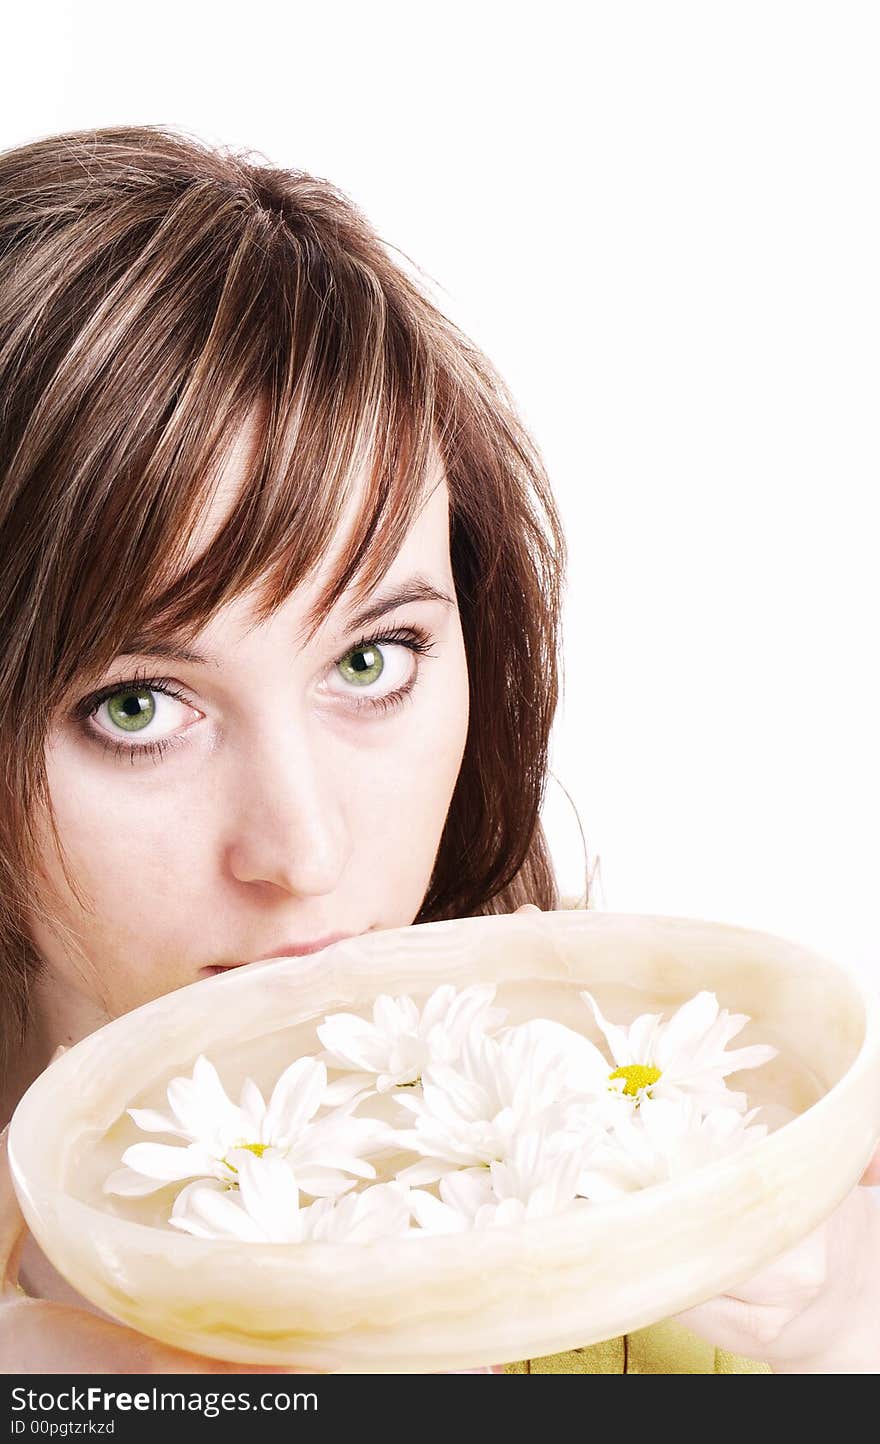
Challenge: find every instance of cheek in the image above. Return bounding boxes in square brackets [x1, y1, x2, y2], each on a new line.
[392, 633, 469, 811]
[41, 752, 184, 920]
[31, 747, 206, 1010]
[347, 646, 470, 909]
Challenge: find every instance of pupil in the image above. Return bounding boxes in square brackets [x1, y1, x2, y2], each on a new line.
[342, 646, 382, 683]
[107, 688, 155, 731]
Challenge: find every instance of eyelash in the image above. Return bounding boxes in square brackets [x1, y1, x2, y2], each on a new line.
[71, 623, 437, 766]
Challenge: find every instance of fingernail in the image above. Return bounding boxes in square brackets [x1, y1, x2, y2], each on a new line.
[50, 1044, 68, 1061]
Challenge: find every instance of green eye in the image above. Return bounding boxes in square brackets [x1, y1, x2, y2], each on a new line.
[105, 688, 156, 733]
[336, 645, 385, 688]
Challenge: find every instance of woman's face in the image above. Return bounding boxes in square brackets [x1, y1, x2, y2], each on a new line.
[29, 423, 470, 1041]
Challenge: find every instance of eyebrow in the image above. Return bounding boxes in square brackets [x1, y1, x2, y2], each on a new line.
[116, 576, 456, 667]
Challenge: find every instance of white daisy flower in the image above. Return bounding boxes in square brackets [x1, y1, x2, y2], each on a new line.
[407, 1166, 496, 1233]
[304, 1178, 414, 1243]
[168, 1150, 299, 1242]
[103, 1054, 390, 1200]
[408, 1123, 598, 1233]
[580, 989, 778, 1112]
[391, 1019, 614, 1186]
[169, 1149, 413, 1244]
[576, 1095, 769, 1199]
[316, 983, 509, 1095]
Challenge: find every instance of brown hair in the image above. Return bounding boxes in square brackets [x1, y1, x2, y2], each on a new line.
[0, 124, 584, 1073]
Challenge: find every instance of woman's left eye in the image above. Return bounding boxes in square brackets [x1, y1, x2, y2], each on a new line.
[324, 625, 434, 713]
[70, 624, 437, 764]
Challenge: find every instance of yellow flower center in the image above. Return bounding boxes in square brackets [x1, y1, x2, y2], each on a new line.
[222, 1140, 269, 1174]
[609, 1064, 662, 1097]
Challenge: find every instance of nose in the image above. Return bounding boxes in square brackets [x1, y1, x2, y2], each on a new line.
[224, 714, 351, 898]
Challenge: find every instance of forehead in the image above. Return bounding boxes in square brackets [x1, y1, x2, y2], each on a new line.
[176, 410, 452, 645]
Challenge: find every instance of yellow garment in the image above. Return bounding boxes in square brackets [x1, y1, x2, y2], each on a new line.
[504, 1319, 771, 1373]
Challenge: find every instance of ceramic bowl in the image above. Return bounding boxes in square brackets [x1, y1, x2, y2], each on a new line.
[9, 909, 880, 1372]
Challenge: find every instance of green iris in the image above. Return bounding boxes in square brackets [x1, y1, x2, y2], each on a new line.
[106, 689, 156, 732]
[337, 645, 384, 687]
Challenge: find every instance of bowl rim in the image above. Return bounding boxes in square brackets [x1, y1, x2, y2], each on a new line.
[9, 908, 880, 1268]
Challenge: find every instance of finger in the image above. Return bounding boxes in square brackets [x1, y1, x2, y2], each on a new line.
[859, 1144, 880, 1187]
[0, 1296, 321, 1375]
[718, 1222, 829, 1308]
[1, 1045, 68, 1293]
[514, 904, 541, 915]
[672, 1293, 791, 1355]
[0, 1123, 28, 1295]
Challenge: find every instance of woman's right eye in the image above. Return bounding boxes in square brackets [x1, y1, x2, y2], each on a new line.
[96, 685, 195, 737]
[73, 674, 201, 763]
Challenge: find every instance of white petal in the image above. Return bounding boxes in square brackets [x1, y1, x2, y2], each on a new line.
[657, 1077, 749, 1112]
[168, 1214, 227, 1239]
[417, 984, 457, 1035]
[653, 992, 720, 1068]
[164, 1077, 211, 1139]
[238, 1077, 267, 1126]
[576, 1166, 637, 1200]
[489, 1197, 526, 1228]
[688, 1009, 751, 1066]
[292, 1145, 377, 1181]
[390, 1093, 426, 1116]
[374, 992, 420, 1035]
[712, 1042, 779, 1076]
[313, 1183, 412, 1242]
[103, 1166, 172, 1197]
[171, 1176, 225, 1210]
[263, 1056, 326, 1140]
[119, 1140, 218, 1184]
[389, 1064, 423, 1093]
[322, 1073, 376, 1105]
[163, 1084, 241, 1151]
[395, 1157, 464, 1186]
[316, 1016, 392, 1074]
[297, 1111, 392, 1165]
[192, 1054, 237, 1111]
[172, 1181, 266, 1241]
[579, 991, 632, 1067]
[420, 1065, 487, 1123]
[624, 1009, 665, 1063]
[293, 1166, 361, 1198]
[126, 1108, 191, 1137]
[506, 1019, 611, 1097]
[438, 1166, 494, 1215]
[408, 1189, 470, 1234]
[233, 1149, 301, 1236]
[638, 1096, 693, 1150]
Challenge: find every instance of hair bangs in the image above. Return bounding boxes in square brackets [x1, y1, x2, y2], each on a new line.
[46, 201, 441, 701]
[118, 297, 441, 665]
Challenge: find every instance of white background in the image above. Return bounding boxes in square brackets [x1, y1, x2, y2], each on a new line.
[3, 2, 878, 985]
